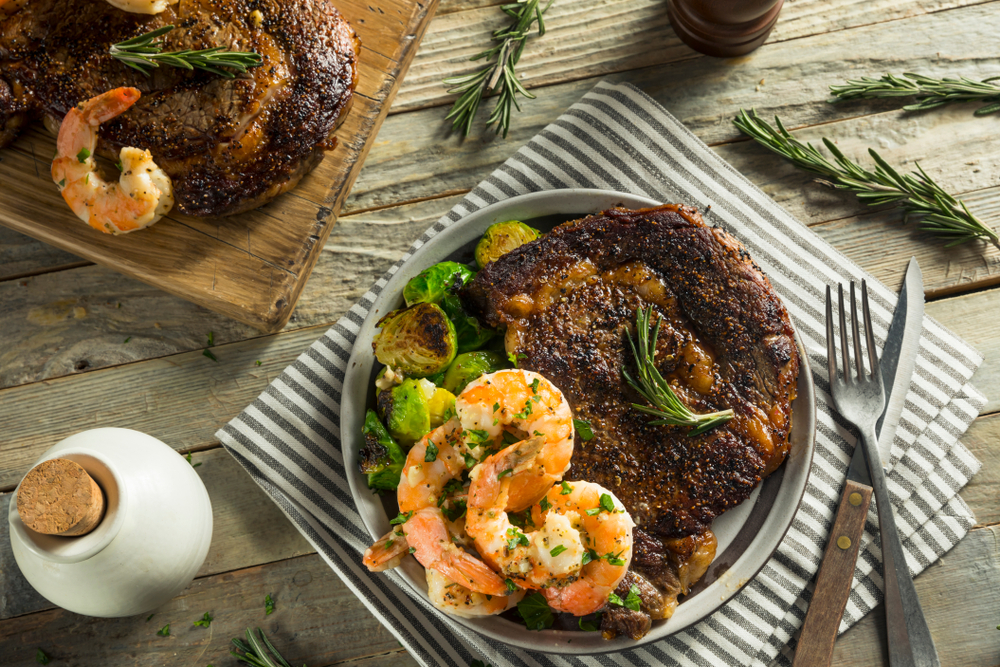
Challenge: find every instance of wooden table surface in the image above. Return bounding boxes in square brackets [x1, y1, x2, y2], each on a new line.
[1, 0, 999, 665]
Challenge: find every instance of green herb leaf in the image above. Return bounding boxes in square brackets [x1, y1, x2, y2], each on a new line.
[573, 418, 595, 441]
[517, 592, 555, 631]
[504, 578, 517, 593]
[539, 496, 551, 512]
[582, 548, 598, 565]
[605, 552, 626, 567]
[157, 623, 170, 637]
[624, 584, 642, 611]
[424, 441, 439, 462]
[409, 546, 416, 554]
[578, 613, 602, 632]
[560, 481, 572, 495]
[255, 360, 262, 366]
[193, 611, 213, 627]
[501, 430, 519, 445]
[600, 493, 615, 513]
[207, 331, 215, 347]
[203, 349, 218, 362]
[530, 378, 540, 394]
[264, 593, 275, 615]
[146, 614, 155, 621]
[35, 649, 50, 665]
[505, 527, 529, 550]
[110, 25, 263, 79]
[76, 147, 91, 163]
[549, 544, 567, 557]
[390, 510, 414, 525]
[185, 452, 202, 468]
[115, 160, 123, 172]
[442, 498, 467, 522]
[124, 336, 132, 343]
[497, 467, 513, 479]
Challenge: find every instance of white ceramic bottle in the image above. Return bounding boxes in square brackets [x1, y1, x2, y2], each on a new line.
[8, 428, 213, 617]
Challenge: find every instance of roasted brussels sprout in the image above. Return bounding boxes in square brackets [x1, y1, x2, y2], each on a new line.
[442, 351, 508, 395]
[428, 387, 457, 427]
[359, 410, 406, 491]
[373, 303, 458, 377]
[474, 220, 540, 268]
[377, 378, 436, 446]
[439, 294, 496, 353]
[403, 261, 476, 307]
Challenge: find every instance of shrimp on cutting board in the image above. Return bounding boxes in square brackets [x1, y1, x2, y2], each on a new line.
[457, 369, 574, 511]
[51, 87, 174, 235]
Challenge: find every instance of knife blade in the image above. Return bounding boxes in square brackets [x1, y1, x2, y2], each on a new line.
[847, 257, 925, 486]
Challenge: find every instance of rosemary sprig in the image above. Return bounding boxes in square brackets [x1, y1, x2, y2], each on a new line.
[830, 72, 1000, 116]
[734, 109, 1000, 252]
[110, 25, 262, 79]
[231, 628, 300, 667]
[443, 0, 553, 138]
[622, 306, 734, 437]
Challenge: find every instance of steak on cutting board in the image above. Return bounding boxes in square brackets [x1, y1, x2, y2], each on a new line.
[0, 0, 358, 217]
[462, 204, 800, 636]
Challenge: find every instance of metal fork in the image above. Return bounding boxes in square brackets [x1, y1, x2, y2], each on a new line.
[826, 281, 940, 667]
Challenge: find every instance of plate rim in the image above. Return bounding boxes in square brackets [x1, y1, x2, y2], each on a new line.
[341, 188, 817, 654]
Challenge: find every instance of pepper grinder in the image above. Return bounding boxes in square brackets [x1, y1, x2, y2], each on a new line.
[667, 0, 784, 57]
[8, 428, 213, 617]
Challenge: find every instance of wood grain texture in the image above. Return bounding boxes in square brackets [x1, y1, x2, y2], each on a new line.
[0, 0, 439, 333]
[0, 448, 313, 621]
[793, 480, 874, 667]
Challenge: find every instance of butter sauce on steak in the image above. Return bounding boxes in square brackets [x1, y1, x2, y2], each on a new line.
[462, 204, 799, 637]
[0, 0, 358, 216]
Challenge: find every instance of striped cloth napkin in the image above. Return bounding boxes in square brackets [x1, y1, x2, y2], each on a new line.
[216, 81, 985, 667]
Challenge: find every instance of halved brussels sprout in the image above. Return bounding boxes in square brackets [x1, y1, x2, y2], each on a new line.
[377, 378, 437, 446]
[360, 409, 406, 491]
[403, 261, 476, 307]
[474, 220, 540, 269]
[373, 303, 458, 377]
[428, 387, 457, 428]
[439, 294, 496, 353]
[443, 350, 508, 395]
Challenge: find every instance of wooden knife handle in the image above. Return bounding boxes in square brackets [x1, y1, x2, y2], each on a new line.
[793, 479, 873, 667]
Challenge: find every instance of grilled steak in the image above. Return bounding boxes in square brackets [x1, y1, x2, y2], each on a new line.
[0, 0, 358, 216]
[463, 204, 799, 636]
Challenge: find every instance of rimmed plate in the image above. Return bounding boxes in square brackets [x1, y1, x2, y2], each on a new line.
[342, 189, 816, 654]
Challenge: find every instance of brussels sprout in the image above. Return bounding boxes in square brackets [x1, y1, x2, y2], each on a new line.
[428, 387, 457, 428]
[360, 409, 406, 491]
[439, 294, 496, 353]
[373, 303, 458, 377]
[475, 220, 540, 268]
[443, 351, 508, 395]
[377, 378, 437, 446]
[403, 262, 476, 307]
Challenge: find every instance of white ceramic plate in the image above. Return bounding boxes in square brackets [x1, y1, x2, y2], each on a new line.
[342, 189, 816, 654]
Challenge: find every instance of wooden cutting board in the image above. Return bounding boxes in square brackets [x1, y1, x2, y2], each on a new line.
[0, 0, 438, 333]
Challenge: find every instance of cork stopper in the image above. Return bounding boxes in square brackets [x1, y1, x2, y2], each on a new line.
[17, 458, 106, 536]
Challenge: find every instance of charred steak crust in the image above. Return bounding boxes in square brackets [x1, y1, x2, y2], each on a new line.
[463, 204, 799, 628]
[0, 0, 358, 217]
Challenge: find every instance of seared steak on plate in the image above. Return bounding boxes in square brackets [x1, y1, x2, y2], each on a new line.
[0, 0, 358, 216]
[463, 204, 799, 637]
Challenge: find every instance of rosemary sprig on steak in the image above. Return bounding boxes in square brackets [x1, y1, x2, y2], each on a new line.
[734, 109, 1000, 252]
[110, 25, 263, 79]
[443, 0, 553, 138]
[623, 306, 734, 437]
[830, 72, 1000, 116]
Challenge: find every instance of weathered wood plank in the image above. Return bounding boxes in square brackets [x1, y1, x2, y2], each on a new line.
[392, 0, 996, 113]
[961, 412, 1000, 528]
[0, 448, 313, 621]
[0, 554, 402, 667]
[349, 2, 1000, 213]
[0, 523, 995, 667]
[0, 227, 88, 282]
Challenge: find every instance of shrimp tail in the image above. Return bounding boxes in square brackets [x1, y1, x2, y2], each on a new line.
[468, 436, 546, 511]
[363, 529, 409, 572]
[438, 552, 509, 597]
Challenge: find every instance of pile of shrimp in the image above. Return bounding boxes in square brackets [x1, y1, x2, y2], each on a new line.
[363, 369, 635, 620]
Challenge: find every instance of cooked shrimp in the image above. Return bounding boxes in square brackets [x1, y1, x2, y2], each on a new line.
[51, 87, 174, 235]
[403, 507, 509, 596]
[397, 418, 466, 513]
[532, 481, 634, 616]
[425, 569, 524, 618]
[457, 370, 574, 511]
[362, 527, 409, 572]
[104, 0, 178, 14]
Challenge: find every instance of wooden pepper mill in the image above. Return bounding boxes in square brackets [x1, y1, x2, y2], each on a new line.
[666, 0, 784, 57]
[16, 458, 106, 537]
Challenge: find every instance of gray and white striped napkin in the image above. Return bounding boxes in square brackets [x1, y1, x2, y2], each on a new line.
[217, 82, 985, 667]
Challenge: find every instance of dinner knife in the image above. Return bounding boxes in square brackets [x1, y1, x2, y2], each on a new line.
[794, 258, 932, 667]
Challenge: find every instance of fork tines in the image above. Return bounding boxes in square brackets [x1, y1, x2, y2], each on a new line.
[825, 280, 880, 382]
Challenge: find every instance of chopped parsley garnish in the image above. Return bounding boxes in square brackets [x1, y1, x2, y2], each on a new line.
[586, 493, 617, 515]
[605, 552, 627, 567]
[505, 527, 529, 550]
[76, 147, 91, 163]
[501, 430, 519, 445]
[193, 612, 213, 627]
[497, 468, 513, 479]
[463, 452, 478, 469]
[264, 593, 275, 615]
[255, 360, 262, 366]
[539, 496, 552, 512]
[185, 452, 202, 468]
[607, 584, 642, 611]
[424, 442, 439, 462]
[437, 479, 464, 507]
[115, 160, 123, 172]
[35, 649, 50, 665]
[124, 336, 132, 344]
[504, 578, 517, 593]
[549, 545, 567, 557]
[442, 499, 467, 522]
[465, 429, 490, 447]
[508, 509, 533, 529]
[57, 178, 66, 188]
[156, 624, 170, 636]
[390, 510, 413, 525]
[409, 547, 416, 554]
[203, 349, 218, 362]
[560, 481, 573, 495]
[517, 592, 555, 631]
[530, 378, 540, 394]
[573, 418, 595, 441]
[578, 613, 602, 632]
[207, 331, 215, 346]
[533, 430, 544, 436]
[493, 402, 500, 413]
[146, 614, 155, 622]
[514, 400, 533, 419]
